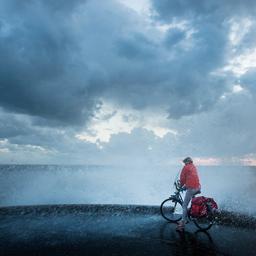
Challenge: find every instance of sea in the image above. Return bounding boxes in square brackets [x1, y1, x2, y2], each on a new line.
[0, 164, 255, 216]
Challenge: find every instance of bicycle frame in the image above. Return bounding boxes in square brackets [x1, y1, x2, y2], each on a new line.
[169, 182, 184, 205]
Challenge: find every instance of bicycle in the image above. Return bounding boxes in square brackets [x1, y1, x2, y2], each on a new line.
[160, 181, 215, 231]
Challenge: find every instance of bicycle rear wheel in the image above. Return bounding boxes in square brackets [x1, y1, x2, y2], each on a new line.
[160, 198, 183, 222]
[191, 214, 213, 231]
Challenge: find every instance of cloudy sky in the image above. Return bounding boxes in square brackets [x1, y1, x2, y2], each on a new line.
[0, 0, 256, 165]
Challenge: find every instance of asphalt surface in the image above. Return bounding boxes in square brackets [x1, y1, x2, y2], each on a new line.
[0, 205, 256, 256]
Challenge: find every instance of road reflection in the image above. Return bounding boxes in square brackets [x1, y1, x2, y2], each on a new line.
[159, 222, 220, 255]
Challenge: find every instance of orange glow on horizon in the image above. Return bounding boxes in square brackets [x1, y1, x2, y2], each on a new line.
[188, 156, 256, 166]
[193, 157, 222, 166]
[240, 158, 256, 166]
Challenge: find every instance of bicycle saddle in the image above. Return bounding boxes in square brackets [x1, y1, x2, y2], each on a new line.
[192, 190, 201, 198]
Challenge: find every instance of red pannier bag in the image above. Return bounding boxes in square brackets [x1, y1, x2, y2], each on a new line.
[190, 196, 218, 218]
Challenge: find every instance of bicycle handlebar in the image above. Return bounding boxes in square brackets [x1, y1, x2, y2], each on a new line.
[174, 181, 186, 192]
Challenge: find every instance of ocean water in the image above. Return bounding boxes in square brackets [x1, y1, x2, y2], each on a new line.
[0, 165, 255, 216]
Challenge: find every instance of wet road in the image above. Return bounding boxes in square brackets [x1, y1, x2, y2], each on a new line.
[0, 205, 256, 256]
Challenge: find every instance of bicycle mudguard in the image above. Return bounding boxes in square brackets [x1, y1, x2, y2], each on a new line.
[169, 195, 182, 204]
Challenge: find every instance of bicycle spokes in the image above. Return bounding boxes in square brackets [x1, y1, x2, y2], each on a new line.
[160, 198, 183, 222]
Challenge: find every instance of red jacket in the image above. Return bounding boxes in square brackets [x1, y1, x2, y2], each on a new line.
[180, 163, 200, 189]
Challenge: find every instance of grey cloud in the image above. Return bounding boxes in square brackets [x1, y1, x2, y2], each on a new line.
[1, 90, 255, 164]
[116, 34, 157, 60]
[151, 0, 256, 22]
[101, 91, 256, 163]
[151, 0, 219, 20]
[100, 128, 163, 165]
[101, 0, 237, 118]
[164, 28, 185, 47]
[2, 0, 85, 15]
[167, 92, 256, 157]
[0, 110, 32, 139]
[0, 108, 100, 164]
[240, 69, 256, 96]
[0, 109, 65, 148]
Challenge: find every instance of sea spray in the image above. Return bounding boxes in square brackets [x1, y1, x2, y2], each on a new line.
[0, 165, 255, 216]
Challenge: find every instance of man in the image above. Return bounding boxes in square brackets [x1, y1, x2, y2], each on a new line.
[176, 157, 201, 231]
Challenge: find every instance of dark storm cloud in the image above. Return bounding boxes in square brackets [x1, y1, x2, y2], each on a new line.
[0, 0, 235, 128]
[0, 0, 97, 126]
[1, 0, 256, 130]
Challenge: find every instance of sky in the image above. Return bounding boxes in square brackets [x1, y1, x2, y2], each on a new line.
[0, 0, 256, 165]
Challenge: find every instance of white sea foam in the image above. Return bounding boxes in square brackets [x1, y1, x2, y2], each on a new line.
[0, 165, 255, 216]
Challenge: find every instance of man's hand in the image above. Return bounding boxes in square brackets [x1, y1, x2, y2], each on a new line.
[180, 186, 186, 192]
[177, 180, 186, 191]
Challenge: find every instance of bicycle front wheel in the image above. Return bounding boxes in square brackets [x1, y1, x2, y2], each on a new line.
[160, 198, 183, 222]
